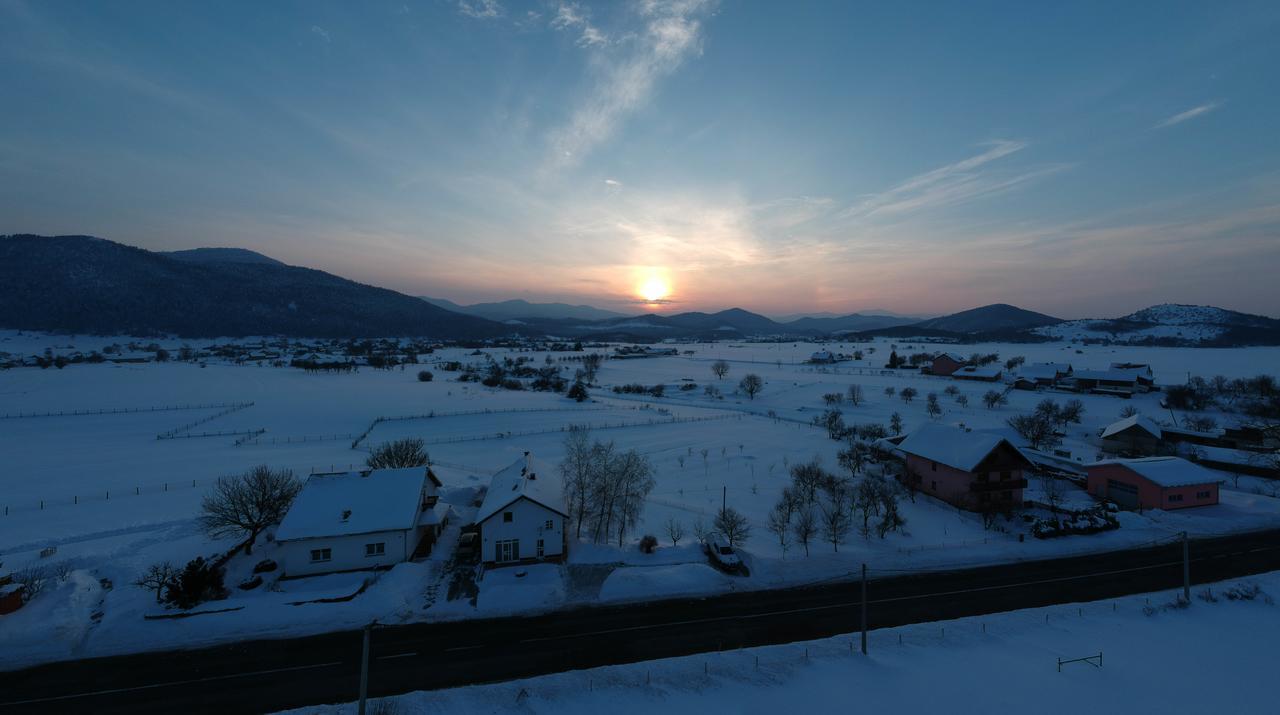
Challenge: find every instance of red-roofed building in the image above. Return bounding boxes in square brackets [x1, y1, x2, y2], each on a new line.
[897, 423, 1032, 511]
[1086, 457, 1220, 510]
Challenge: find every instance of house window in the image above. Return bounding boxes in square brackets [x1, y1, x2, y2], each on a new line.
[930, 461, 937, 472]
[365, 542, 385, 557]
[930, 480, 937, 491]
[495, 539, 520, 562]
[503, 511, 513, 523]
[537, 539, 545, 558]
[1169, 494, 1184, 502]
[544, 519, 554, 530]
[310, 548, 332, 563]
[1197, 490, 1211, 499]
[1000, 491, 1012, 501]
[1000, 471, 1011, 481]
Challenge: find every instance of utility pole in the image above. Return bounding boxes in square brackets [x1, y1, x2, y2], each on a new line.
[1182, 531, 1191, 603]
[722, 485, 726, 513]
[358, 621, 374, 715]
[860, 563, 868, 655]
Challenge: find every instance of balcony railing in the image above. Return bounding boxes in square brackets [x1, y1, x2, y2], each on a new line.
[970, 478, 1028, 492]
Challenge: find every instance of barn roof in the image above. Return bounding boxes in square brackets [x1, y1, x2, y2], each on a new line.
[1091, 456, 1221, 488]
[477, 453, 567, 523]
[275, 466, 430, 541]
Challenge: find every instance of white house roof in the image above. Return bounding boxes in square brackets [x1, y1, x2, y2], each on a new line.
[275, 467, 428, 541]
[1091, 456, 1221, 488]
[1020, 363, 1069, 380]
[897, 423, 1025, 472]
[935, 352, 967, 363]
[1101, 414, 1162, 440]
[956, 365, 1002, 378]
[477, 453, 567, 524]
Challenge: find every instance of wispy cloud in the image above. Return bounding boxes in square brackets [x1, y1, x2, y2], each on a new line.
[551, 2, 608, 47]
[1154, 101, 1221, 129]
[546, 0, 713, 170]
[310, 25, 330, 43]
[604, 178, 621, 186]
[838, 140, 1068, 221]
[457, 0, 502, 20]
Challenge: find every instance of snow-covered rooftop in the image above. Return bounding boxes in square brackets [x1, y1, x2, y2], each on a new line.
[1072, 369, 1138, 382]
[1091, 456, 1221, 488]
[477, 453, 567, 524]
[1020, 363, 1069, 380]
[1101, 414, 1162, 440]
[956, 365, 1002, 378]
[275, 467, 429, 541]
[897, 423, 1025, 472]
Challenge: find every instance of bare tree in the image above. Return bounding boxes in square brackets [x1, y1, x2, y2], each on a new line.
[200, 465, 302, 554]
[926, 393, 942, 419]
[711, 360, 730, 380]
[890, 412, 903, 435]
[983, 390, 1007, 409]
[692, 518, 710, 544]
[1040, 473, 1065, 517]
[847, 384, 864, 406]
[767, 494, 794, 556]
[134, 561, 178, 603]
[560, 426, 594, 539]
[791, 506, 817, 556]
[819, 478, 853, 551]
[714, 506, 752, 547]
[664, 517, 685, 546]
[900, 386, 917, 403]
[366, 438, 429, 469]
[1007, 413, 1060, 451]
[739, 373, 764, 400]
[10, 564, 50, 604]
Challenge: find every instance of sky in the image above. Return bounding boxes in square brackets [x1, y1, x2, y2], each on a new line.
[2, 0, 1279, 319]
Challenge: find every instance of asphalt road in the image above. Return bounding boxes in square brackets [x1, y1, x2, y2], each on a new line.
[2, 528, 1278, 713]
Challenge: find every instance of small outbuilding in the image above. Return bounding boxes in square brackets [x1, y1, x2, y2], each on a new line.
[925, 352, 967, 377]
[1100, 414, 1164, 455]
[477, 453, 568, 566]
[1086, 457, 1221, 511]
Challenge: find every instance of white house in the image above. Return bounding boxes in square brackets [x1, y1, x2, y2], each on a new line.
[477, 453, 567, 566]
[274, 465, 443, 577]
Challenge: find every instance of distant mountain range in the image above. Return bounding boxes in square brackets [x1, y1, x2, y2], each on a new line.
[0, 235, 506, 339]
[3, 235, 1276, 345]
[420, 297, 630, 322]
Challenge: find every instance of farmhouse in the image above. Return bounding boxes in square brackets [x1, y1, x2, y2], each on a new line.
[1019, 362, 1072, 386]
[952, 365, 1003, 382]
[477, 453, 567, 566]
[1066, 366, 1155, 396]
[274, 465, 444, 577]
[1086, 457, 1221, 510]
[924, 352, 967, 377]
[896, 423, 1032, 511]
[809, 350, 836, 364]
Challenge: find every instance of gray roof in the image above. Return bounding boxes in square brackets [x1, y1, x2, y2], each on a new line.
[1101, 414, 1162, 440]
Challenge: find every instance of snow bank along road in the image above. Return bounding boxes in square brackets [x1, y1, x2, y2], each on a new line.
[2, 528, 1278, 714]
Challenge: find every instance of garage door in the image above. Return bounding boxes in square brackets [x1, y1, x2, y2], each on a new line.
[1106, 479, 1139, 509]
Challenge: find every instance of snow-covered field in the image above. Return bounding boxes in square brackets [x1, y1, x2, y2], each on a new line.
[2, 332, 1278, 668]
[285, 571, 1280, 715]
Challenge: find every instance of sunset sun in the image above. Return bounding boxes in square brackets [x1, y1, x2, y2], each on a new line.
[638, 274, 672, 303]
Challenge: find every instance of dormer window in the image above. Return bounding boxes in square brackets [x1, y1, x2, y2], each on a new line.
[504, 511, 513, 523]
[341, 509, 352, 522]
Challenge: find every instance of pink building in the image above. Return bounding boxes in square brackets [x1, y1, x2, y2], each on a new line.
[926, 353, 967, 377]
[1086, 457, 1220, 511]
[897, 423, 1031, 512]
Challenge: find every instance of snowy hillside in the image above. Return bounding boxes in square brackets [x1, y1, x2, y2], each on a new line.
[1033, 304, 1280, 346]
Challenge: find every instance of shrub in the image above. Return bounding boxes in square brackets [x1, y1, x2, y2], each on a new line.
[639, 534, 658, 554]
[417, 370, 433, 382]
[567, 382, 589, 402]
[164, 557, 227, 610]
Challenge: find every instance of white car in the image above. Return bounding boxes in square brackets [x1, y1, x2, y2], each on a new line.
[705, 533, 742, 571]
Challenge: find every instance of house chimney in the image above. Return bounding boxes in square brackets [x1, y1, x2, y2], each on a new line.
[524, 451, 534, 479]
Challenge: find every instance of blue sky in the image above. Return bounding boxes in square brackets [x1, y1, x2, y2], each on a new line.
[3, 0, 1279, 318]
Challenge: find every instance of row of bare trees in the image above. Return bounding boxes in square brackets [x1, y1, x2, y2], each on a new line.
[561, 427, 657, 547]
[766, 459, 906, 557]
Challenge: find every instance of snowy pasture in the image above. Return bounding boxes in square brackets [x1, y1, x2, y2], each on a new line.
[1, 335, 1278, 666]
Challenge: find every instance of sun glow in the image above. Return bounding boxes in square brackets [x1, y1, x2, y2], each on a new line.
[636, 270, 672, 304]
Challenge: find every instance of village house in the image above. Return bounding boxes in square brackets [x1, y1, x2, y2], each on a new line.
[1086, 457, 1221, 510]
[952, 365, 1003, 382]
[1018, 362, 1072, 386]
[924, 352, 968, 377]
[896, 423, 1032, 511]
[1064, 368, 1146, 396]
[477, 453, 568, 566]
[274, 465, 445, 578]
[1100, 414, 1165, 455]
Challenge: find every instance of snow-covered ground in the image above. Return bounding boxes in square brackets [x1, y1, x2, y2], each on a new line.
[2, 333, 1278, 669]
[283, 571, 1280, 715]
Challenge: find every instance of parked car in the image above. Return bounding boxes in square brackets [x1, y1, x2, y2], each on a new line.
[704, 533, 741, 572]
